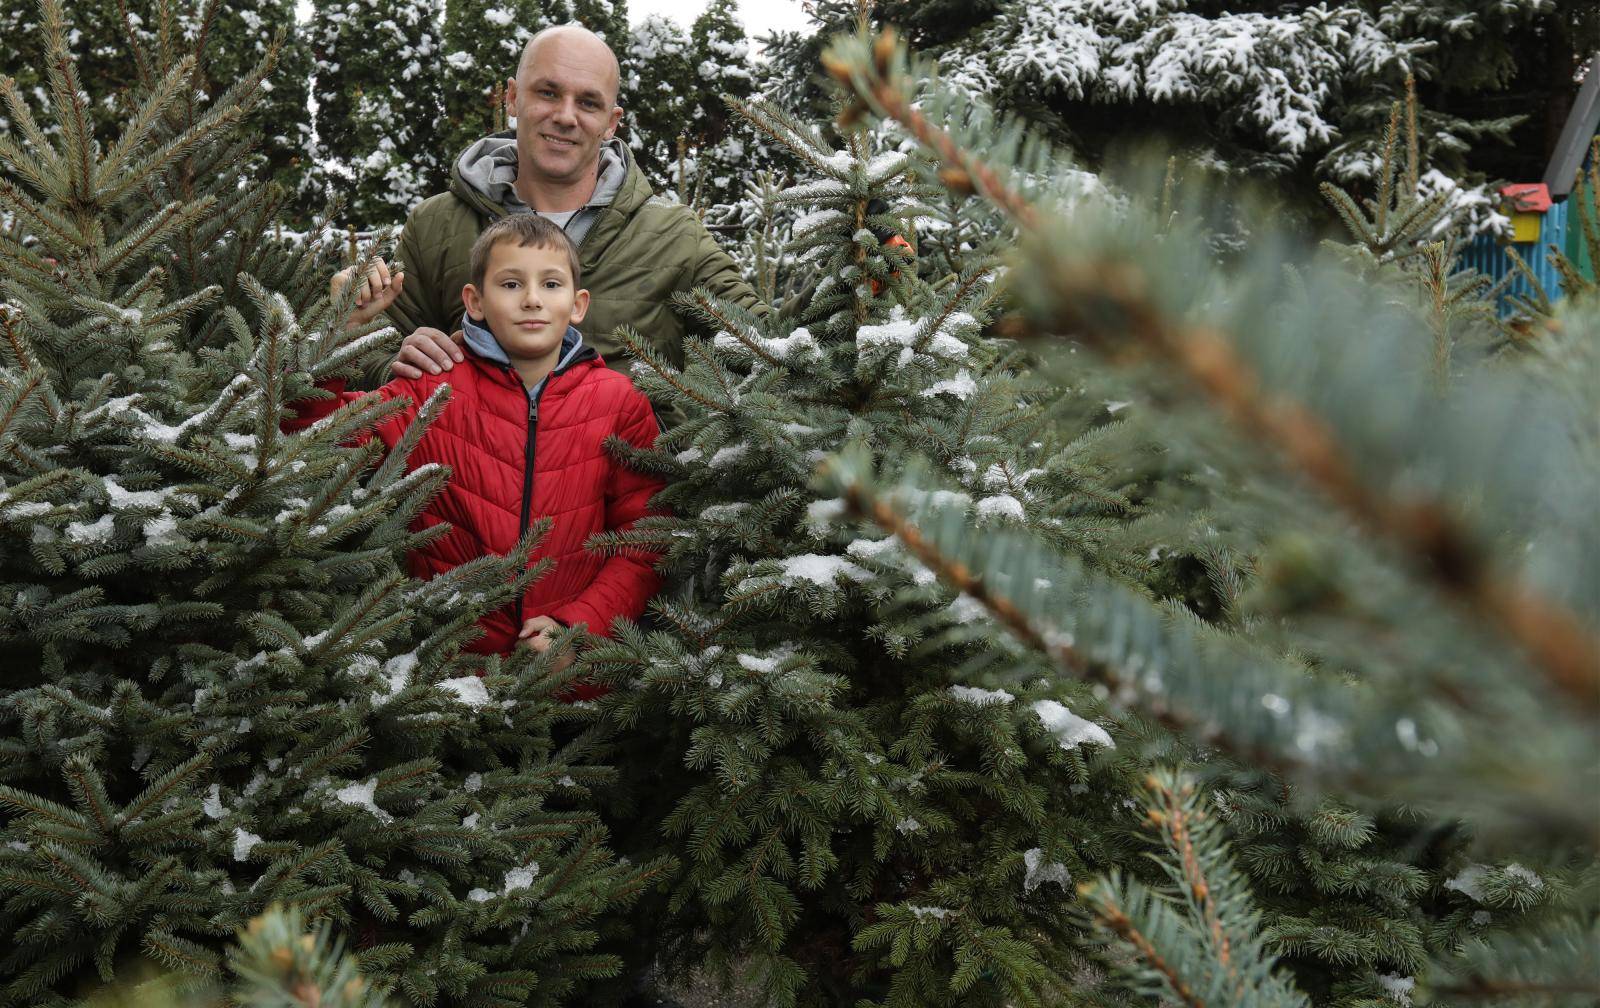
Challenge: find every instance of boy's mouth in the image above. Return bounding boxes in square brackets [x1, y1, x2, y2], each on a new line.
[516, 319, 549, 329]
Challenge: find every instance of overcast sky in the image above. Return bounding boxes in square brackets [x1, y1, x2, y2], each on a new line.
[628, 0, 815, 41]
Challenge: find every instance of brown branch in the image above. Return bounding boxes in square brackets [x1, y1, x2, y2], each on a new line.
[690, 291, 784, 369]
[1089, 893, 1206, 1008]
[835, 477, 1301, 777]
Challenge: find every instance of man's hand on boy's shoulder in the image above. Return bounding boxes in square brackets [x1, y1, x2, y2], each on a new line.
[392, 327, 466, 379]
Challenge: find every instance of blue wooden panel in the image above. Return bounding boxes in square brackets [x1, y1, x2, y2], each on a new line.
[1458, 201, 1570, 316]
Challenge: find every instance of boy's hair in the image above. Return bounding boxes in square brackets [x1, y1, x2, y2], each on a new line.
[468, 213, 582, 289]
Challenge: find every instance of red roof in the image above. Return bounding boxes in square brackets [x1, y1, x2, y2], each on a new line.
[1500, 182, 1552, 213]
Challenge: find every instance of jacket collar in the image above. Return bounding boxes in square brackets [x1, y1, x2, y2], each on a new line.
[462, 314, 594, 390]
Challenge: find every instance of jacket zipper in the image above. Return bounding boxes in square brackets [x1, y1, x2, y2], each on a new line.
[512, 381, 545, 630]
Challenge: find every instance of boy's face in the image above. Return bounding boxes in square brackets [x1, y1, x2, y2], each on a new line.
[462, 241, 588, 365]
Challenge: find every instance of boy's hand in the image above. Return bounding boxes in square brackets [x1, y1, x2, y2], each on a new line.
[331, 259, 405, 329]
[392, 327, 466, 379]
[518, 615, 574, 672]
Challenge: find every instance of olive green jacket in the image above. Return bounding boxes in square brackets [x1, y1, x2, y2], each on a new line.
[369, 135, 758, 387]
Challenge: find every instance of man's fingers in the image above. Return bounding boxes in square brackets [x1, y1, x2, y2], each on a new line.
[391, 361, 423, 380]
[374, 260, 391, 288]
[448, 327, 465, 362]
[398, 345, 441, 375]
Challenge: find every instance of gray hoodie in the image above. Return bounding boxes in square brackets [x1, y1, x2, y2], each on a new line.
[453, 133, 629, 249]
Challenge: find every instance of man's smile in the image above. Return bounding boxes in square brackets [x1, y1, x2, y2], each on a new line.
[541, 133, 578, 148]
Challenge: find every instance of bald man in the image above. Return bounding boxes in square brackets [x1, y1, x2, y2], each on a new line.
[343, 24, 759, 389]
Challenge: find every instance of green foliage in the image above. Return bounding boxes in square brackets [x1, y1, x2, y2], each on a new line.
[585, 95, 1146, 1006]
[1077, 771, 1309, 1008]
[821, 24, 1600, 1005]
[305, 0, 446, 226]
[0, 8, 652, 1004]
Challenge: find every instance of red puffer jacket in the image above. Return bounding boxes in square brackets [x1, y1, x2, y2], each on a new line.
[283, 329, 663, 680]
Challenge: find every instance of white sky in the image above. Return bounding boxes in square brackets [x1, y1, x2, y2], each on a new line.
[628, 0, 814, 40]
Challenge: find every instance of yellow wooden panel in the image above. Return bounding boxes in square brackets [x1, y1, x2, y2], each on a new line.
[1510, 211, 1541, 243]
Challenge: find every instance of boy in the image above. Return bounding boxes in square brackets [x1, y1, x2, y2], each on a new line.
[287, 214, 663, 688]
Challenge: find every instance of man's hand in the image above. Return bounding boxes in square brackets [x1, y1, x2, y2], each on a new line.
[518, 615, 574, 672]
[331, 259, 405, 329]
[392, 327, 466, 379]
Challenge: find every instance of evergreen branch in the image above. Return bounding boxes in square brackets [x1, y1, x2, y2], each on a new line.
[1084, 889, 1203, 1007]
[823, 32, 1038, 229]
[825, 30, 1600, 714]
[828, 454, 1289, 771]
[93, 55, 198, 190]
[687, 289, 784, 368]
[615, 327, 724, 411]
[0, 76, 64, 186]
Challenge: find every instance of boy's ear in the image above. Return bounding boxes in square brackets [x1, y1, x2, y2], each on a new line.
[462, 284, 485, 321]
[569, 288, 590, 325]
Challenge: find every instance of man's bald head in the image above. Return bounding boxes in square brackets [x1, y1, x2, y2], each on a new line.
[516, 24, 621, 107]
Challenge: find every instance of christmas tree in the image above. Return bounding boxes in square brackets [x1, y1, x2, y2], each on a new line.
[0, 0, 315, 225]
[821, 26, 1599, 1003]
[0, 6, 657, 1004]
[580, 95, 1150, 1006]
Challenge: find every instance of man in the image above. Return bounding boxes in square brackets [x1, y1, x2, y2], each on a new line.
[338, 23, 759, 386]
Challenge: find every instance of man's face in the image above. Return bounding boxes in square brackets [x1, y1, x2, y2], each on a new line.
[463, 241, 589, 365]
[508, 39, 623, 187]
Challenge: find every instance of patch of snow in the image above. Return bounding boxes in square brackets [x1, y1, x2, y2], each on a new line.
[1022, 848, 1072, 893]
[437, 676, 490, 709]
[201, 783, 225, 819]
[1376, 974, 1414, 1006]
[948, 685, 1015, 706]
[232, 828, 263, 861]
[1031, 699, 1114, 750]
[976, 495, 1025, 521]
[334, 778, 392, 823]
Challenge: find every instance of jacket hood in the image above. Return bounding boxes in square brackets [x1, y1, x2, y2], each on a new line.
[463, 313, 589, 386]
[453, 133, 631, 217]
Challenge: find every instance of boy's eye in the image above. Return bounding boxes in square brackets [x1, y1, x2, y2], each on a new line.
[544, 280, 563, 289]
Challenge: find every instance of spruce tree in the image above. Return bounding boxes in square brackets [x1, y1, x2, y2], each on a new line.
[684, 0, 760, 210]
[583, 97, 1146, 1006]
[620, 15, 696, 194]
[305, 0, 446, 227]
[0, 6, 655, 1004]
[822, 26, 1600, 1004]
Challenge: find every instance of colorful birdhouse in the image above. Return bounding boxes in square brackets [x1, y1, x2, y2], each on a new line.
[1499, 183, 1552, 242]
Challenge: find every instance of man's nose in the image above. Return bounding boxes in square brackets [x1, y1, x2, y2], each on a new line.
[552, 96, 578, 125]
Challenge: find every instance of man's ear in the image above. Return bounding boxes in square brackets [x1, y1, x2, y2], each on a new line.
[504, 77, 518, 111]
[462, 284, 485, 321]
[605, 104, 622, 140]
[570, 288, 590, 325]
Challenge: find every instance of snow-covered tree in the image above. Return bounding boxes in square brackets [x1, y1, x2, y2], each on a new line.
[584, 96, 1146, 1007]
[768, 0, 1588, 231]
[0, 9, 654, 1003]
[621, 15, 697, 194]
[305, 0, 446, 227]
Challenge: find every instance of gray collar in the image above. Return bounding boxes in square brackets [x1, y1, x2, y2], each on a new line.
[455, 134, 628, 215]
[462, 314, 586, 390]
